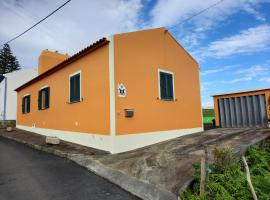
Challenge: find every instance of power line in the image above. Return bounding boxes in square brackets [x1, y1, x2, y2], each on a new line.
[1, 0, 72, 46]
[169, 0, 225, 30]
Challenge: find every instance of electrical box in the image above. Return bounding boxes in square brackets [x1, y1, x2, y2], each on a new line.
[125, 109, 134, 118]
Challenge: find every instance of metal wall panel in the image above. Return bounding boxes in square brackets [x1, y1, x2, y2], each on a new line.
[224, 98, 231, 127]
[235, 97, 242, 127]
[247, 96, 254, 126]
[253, 95, 260, 126]
[240, 96, 248, 127]
[259, 95, 267, 126]
[218, 99, 226, 128]
[218, 94, 267, 128]
[229, 98, 236, 127]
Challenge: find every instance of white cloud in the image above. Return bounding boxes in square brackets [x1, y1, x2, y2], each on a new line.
[202, 65, 270, 85]
[202, 100, 214, 108]
[0, 0, 143, 68]
[243, 4, 266, 21]
[200, 65, 238, 76]
[235, 65, 268, 77]
[200, 25, 270, 58]
[149, 0, 268, 49]
[259, 77, 270, 82]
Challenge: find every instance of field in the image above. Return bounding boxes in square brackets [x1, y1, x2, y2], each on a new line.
[203, 109, 215, 124]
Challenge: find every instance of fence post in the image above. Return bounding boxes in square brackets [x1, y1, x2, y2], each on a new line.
[200, 145, 208, 196]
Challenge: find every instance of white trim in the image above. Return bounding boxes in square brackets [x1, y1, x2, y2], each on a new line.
[16, 125, 203, 154]
[69, 70, 82, 102]
[112, 127, 203, 154]
[23, 93, 30, 97]
[198, 67, 204, 128]
[39, 85, 49, 90]
[16, 125, 112, 152]
[108, 35, 116, 138]
[158, 68, 175, 100]
[22, 94, 30, 114]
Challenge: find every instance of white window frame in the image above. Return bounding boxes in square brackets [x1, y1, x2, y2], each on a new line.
[23, 93, 30, 97]
[69, 70, 82, 103]
[22, 93, 30, 114]
[39, 85, 49, 110]
[158, 68, 175, 101]
[39, 85, 49, 90]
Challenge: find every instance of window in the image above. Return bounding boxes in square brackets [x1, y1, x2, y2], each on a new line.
[38, 87, 50, 110]
[22, 95, 30, 114]
[69, 72, 81, 103]
[159, 70, 174, 100]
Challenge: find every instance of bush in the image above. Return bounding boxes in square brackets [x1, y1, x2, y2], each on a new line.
[181, 140, 270, 200]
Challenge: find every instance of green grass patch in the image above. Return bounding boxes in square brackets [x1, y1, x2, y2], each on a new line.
[203, 117, 215, 124]
[181, 139, 270, 200]
[203, 109, 215, 124]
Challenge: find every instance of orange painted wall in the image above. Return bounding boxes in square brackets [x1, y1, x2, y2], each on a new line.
[38, 50, 69, 75]
[114, 28, 202, 135]
[17, 45, 110, 135]
[213, 89, 270, 127]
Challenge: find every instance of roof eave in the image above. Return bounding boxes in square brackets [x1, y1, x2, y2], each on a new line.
[15, 38, 109, 92]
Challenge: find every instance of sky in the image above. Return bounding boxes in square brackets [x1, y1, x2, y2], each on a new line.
[0, 0, 270, 108]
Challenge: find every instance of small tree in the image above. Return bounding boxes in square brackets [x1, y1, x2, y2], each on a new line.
[0, 44, 21, 75]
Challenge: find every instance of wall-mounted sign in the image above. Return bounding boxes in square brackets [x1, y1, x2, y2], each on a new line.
[118, 83, 126, 98]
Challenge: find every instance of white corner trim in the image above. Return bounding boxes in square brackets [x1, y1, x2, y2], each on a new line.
[112, 127, 203, 154]
[158, 68, 176, 100]
[16, 125, 112, 152]
[198, 67, 204, 128]
[68, 70, 82, 102]
[108, 35, 116, 137]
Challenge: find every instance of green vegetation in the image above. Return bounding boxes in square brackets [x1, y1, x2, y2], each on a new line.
[203, 109, 215, 124]
[181, 139, 270, 200]
[0, 44, 21, 75]
[203, 117, 215, 124]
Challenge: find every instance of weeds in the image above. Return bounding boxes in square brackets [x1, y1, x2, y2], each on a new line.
[181, 139, 270, 200]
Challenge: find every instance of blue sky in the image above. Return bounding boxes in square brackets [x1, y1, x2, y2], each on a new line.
[0, 0, 270, 107]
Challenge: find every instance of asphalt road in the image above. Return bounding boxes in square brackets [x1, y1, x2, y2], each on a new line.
[0, 137, 140, 200]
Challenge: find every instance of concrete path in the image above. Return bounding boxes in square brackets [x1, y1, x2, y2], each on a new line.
[0, 137, 139, 200]
[97, 128, 270, 196]
[1, 128, 270, 200]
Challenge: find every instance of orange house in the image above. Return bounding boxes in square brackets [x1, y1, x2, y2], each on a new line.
[15, 28, 202, 153]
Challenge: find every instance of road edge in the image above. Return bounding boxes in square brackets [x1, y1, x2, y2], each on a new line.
[0, 133, 178, 200]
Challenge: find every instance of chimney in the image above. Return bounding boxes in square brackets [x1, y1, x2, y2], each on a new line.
[38, 50, 70, 75]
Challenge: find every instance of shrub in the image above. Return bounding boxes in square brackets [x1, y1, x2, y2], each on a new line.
[181, 140, 270, 200]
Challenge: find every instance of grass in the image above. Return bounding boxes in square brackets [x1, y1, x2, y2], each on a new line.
[203, 108, 215, 124]
[181, 139, 270, 200]
[203, 117, 215, 124]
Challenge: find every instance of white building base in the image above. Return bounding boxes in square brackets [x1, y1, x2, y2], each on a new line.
[16, 125, 203, 154]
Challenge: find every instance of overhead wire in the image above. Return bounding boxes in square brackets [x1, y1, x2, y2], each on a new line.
[1, 0, 72, 46]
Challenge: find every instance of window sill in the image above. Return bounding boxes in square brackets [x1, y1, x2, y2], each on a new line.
[39, 107, 49, 111]
[67, 100, 82, 104]
[22, 112, 30, 114]
[157, 97, 177, 101]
